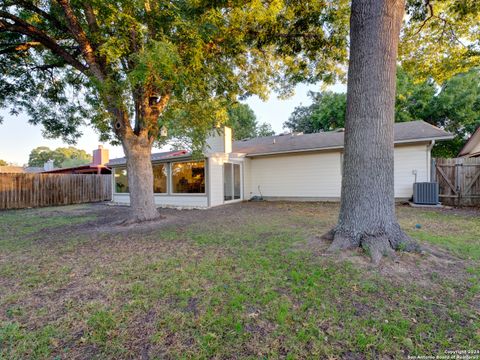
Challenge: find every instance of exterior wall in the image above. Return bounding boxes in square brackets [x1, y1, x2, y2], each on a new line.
[111, 142, 430, 207]
[112, 193, 208, 208]
[242, 157, 252, 200]
[245, 143, 430, 200]
[208, 154, 228, 207]
[205, 127, 232, 154]
[247, 151, 342, 199]
[393, 143, 430, 198]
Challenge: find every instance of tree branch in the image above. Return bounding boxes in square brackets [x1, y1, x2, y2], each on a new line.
[56, 0, 105, 80]
[0, 41, 40, 54]
[15, 0, 70, 33]
[31, 62, 66, 71]
[0, 11, 87, 72]
[82, 2, 100, 42]
[411, 0, 434, 36]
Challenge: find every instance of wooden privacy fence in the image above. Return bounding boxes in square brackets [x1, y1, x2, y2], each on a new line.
[0, 173, 112, 210]
[433, 157, 480, 207]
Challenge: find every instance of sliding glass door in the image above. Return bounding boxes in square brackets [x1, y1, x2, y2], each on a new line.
[224, 163, 241, 202]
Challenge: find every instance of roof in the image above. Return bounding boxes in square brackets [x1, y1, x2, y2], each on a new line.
[107, 121, 453, 165]
[0, 166, 43, 173]
[458, 126, 480, 158]
[232, 120, 453, 157]
[42, 164, 111, 174]
[108, 150, 189, 166]
[0, 166, 26, 173]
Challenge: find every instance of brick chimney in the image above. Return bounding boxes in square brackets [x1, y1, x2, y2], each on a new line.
[92, 145, 109, 166]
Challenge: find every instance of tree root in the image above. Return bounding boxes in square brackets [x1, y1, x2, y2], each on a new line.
[115, 210, 163, 226]
[324, 224, 420, 265]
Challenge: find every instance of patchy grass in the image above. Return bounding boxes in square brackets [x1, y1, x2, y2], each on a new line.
[398, 207, 480, 260]
[0, 202, 478, 359]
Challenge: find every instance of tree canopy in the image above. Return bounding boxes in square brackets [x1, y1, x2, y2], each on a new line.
[401, 0, 480, 82]
[0, 159, 7, 166]
[227, 103, 275, 140]
[28, 146, 91, 168]
[0, 0, 350, 146]
[256, 122, 275, 137]
[0, 0, 351, 219]
[284, 91, 346, 133]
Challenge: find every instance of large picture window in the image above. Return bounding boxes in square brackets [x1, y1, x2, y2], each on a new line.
[114, 167, 129, 193]
[172, 161, 205, 193]
[153, 164, 167, 193]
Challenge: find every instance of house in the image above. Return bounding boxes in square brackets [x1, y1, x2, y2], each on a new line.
[42, 146, 111, 174]
[458, 126, 480, 158]
[0, 166, 43, 173]
[108, 120, 453, 208]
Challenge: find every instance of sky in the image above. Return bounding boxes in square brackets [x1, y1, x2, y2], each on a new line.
[0, 82, 346, 166]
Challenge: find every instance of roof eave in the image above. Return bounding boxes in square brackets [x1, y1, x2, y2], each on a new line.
[108, 154, 196, 167]
[394, 135, 454, 144]
[458, 126, 480, 156]
[244, 135, 454, 157]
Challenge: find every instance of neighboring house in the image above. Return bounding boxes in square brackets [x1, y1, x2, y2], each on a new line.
[108, 120, 453, 208]
[458, 126, 480, 158]
[42, 146, 111, 174]
[0, 166, 26, 173]
[0, 166, 43, 173]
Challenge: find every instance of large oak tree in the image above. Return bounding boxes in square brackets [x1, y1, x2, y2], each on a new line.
[0, 0, 348, 221]
[326, 0, 479, 262]
[1, 0, 477, 259]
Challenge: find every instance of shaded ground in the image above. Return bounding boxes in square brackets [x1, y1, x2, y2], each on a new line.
[0, 202, 479, 359]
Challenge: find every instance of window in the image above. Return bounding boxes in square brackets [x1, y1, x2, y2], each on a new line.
[153, 164, 167, 193]
[172, 161, 205, 193]
[114, 167, 129, 193]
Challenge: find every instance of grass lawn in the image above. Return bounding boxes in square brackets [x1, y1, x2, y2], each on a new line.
[0, 202, 479, 359]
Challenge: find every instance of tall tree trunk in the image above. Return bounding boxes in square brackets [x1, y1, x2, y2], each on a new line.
[122, 134, 159, 222]
[328, 0, 418, 263]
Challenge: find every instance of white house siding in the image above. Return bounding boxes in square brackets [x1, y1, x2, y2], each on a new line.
[205, 127, 232, 154]
[245, 143, 430, 201]
[393, 143, 430, 198]
[242, 157, 252, 200]
[112, 193, 208, 208]
[208, 154, 228, 207]
[247, 151, 343, 200]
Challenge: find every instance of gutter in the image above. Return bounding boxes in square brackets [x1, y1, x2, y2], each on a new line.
[427, 140, 435, 182]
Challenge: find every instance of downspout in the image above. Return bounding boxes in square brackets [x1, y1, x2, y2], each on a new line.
[427, 140, 435, 182]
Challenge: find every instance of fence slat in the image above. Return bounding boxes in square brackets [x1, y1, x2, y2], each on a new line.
[0, 174, 112, 210]
[435, 157, 480, 206]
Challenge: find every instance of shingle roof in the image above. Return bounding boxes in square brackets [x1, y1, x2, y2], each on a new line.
[232, 120, 453, 156]
[108, 150, 188, 166]
[108, 121, 453, 164]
